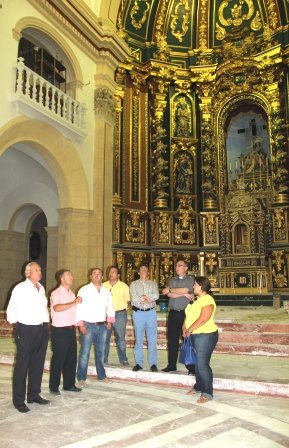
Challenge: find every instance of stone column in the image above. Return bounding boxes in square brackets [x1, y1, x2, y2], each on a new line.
[91, 50, 119, 270]
[57, 208, 92, 290]
[45, 226, 58, 295]
[0, 231, 26, 309]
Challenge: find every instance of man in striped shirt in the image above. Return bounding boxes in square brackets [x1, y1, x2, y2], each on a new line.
[49, 269, 82, 395]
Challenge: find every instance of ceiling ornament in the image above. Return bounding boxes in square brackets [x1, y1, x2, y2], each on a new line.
[131, 0, 150, 30]
[216, 0, 262, 40]
[170, 0, 190, 42]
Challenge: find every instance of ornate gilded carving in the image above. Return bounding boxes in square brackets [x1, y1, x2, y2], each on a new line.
[131, 251, 146, 268]
[131, 0, 150, 30]
[125, 211, 145, 243]
[116, 251, 123, 271]
[173, 96, 192, 137]
[155, 0, 171, 42]
[272, 250, 287, 287]
[113, 208, 121, 243]
[197, 0, 209, 50]
[216, 0, 262, 41]
[159, 252, 173, 287]
[154, 34, 170, 61]
[126, 262, 134, 285]
[201, 121, 218, 208]
[116, 0, 127, 38]
[174, 197, 197, 245]
[269, 111, 288, 196]
[204, 252, 218, 287]
[149, 253, 156, 280]
[158, 212, 170, 243]
[273, 208, 287, 242]
[203, 213, 219, 245]
[170, 0, 190, 42]
[151, 89, 170, 208]
[173, 152, 194, 195]
[266, 0, 279, 30]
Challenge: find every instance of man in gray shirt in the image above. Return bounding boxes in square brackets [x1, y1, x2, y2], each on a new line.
[162, 259, 194, 372]
[130, 264, 159, 372]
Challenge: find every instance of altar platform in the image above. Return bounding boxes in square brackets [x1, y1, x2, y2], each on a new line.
[1, 306, 289, 398]
[1, 306, 289, 448]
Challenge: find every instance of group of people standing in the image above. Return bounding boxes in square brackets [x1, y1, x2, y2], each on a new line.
[6, 259, 218, 412]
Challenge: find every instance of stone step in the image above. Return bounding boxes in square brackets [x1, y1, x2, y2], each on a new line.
[218, 331, 289, 345]
[218, 322, 289, 333]
[2, 312, 289, 357]
[215, 342, 289, 357]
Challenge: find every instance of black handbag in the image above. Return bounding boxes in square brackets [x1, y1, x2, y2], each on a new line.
[179, 336, 197, 365]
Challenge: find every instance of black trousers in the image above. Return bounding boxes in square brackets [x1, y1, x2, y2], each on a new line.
[13, 323, 49, 407]
[49, 326, 77, 391]
[167, 309, 186, 369]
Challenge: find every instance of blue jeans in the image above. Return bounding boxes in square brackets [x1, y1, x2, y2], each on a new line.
[133, 309, 158, 367]
[104, 310, 128, 364]
[77, 322, 107, 381]
[191, 331, 218, 399]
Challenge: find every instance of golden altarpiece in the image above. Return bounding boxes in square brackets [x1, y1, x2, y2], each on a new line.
[111, 0, 289, 300]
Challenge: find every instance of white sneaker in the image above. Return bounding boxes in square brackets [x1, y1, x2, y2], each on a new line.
[99, 378, 113, 384]
[77, 380, 86, 388]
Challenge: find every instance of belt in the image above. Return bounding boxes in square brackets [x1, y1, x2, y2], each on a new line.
[115, 309, 126, 313]
[170, 309, 185, 313]
[18, 322, 48, 326]
[52, 325, 75, 329]
[87, 322, 105, 325]
[132, 306, 155, 312]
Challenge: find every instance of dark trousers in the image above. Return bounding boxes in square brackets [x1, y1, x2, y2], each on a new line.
[13, 323, 49, 407]
[167, 309, 185, 369]
[49, 326, 77, 391]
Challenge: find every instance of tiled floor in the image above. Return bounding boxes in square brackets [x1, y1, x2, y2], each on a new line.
[1, 363, 289, 448]
[1, 306, 289, 447]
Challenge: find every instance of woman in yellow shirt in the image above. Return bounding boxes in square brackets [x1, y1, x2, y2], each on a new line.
[182, 276, 218, 403]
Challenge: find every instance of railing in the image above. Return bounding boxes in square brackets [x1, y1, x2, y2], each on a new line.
[14, 58, 86, 133]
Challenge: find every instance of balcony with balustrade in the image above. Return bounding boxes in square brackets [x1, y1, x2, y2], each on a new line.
[12, 58, 86, 140]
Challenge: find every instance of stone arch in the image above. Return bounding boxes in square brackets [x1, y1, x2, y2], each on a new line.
[13, 16, 83, 87]
[9, 203, 43, 233]
[0, 117, 90, 211]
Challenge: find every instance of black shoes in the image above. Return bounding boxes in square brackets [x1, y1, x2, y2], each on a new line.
[16, 403, 30, 413]
[28, 396, 50, 405]
[132, 364, 143, 371]
[63, 386, 82, 392]
[162, 366, 177, 373]
[49, 389, 61, 396]
[133, 364, 158, 372]
[150, 364, 158, 372]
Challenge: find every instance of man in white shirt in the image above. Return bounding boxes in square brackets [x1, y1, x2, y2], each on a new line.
[6, 262, 50, 413]
[76, 268, 115, 387]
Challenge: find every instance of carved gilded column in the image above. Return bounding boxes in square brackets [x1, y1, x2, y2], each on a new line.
[195, 74, 218, 210]
[259, 52, 289, 205]
[151, 79, 170, 209]
[114, 67, 126, 206]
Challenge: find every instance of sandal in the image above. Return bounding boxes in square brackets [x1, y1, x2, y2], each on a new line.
[197, 395, 209, 404]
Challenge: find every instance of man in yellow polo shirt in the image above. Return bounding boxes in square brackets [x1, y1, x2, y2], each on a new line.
[103, 266, 130, 366]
